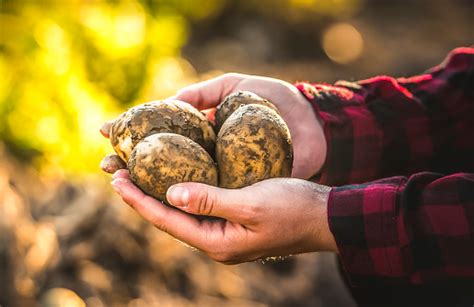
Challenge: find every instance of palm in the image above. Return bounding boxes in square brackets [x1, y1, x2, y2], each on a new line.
[202, 219, 252, 259]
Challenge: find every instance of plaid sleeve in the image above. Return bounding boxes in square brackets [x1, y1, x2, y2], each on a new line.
[295, 47, 474, 186]
[329, 172, 474, 286]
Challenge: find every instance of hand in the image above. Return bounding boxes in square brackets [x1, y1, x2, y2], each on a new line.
[110, 169, 337, 264]
[101, 73, 327, 179]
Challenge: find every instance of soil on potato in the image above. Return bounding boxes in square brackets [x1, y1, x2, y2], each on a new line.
[215, 91, 279, 132]
[110, 101, 216, 162]
[216, 104, 293, 188]
[128, 133, 217, 203]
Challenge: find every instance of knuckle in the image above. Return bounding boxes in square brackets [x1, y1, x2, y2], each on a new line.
[151, 216, 169, 234]
[195, 189, 216, 216]
[222, 72, 243, 82]
[246, 202, 260, 216]
[121, 194, 135, 207]
[222, 72, 236, 79]
[149, 205, 169, 232]
[154, 224, 169, 235]
[239, 202, 262, 223]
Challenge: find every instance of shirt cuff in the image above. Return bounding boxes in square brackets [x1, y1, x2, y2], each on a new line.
[295, 81, 383, 186]
[327, 178, 406, 286]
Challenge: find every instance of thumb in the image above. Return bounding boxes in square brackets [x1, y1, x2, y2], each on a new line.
[166, 182, 253, 222]
[173, 73, 245, 110]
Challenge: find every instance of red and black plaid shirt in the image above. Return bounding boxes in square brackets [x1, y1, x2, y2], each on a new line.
[296, 47, 474, 306]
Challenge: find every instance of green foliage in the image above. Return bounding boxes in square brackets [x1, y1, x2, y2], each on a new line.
[0, 0, 194, 175]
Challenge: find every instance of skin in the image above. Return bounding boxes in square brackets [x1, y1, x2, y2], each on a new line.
[101, 73, 337, 262]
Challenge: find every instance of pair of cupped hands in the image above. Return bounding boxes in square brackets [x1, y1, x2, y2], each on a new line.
[101, 73, 337, 264]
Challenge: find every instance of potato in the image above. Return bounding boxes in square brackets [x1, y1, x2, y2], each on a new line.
[128, 133, 218, 203]
[110, 100, 215, 162]
[214, 91, 279, 132]
[216, 104, 293, 189]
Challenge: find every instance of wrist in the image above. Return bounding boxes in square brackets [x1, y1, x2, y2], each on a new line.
[306, 184, 337, 253]
[320, 192, 338, 253]
[292, 93, 327, 179]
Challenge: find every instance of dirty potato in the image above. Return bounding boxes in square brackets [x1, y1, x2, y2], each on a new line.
[128, 133, 218, 203]
[216, 104, 293, 189]
[214, 91, 279, 132]
[110, 100, 216, 162]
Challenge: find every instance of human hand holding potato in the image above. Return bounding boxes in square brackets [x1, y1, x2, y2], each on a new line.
[111, 170, 337, 263]
[100, 74, 334, 261]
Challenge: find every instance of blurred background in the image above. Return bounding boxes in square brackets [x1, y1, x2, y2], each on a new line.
[0, 0, 472, 306]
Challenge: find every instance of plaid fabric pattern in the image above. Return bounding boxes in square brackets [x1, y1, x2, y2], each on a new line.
[296, 48, 474, 304]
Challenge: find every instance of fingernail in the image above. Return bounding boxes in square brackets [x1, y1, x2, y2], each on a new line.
[111, 181, 122, 196]
[167, 186, 189, 207]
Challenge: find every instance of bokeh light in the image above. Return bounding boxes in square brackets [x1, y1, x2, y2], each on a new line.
[0, 0, 189, 176]
[289, 0, 362, 17]
[322, 22, 364, 64]
[41, 288, 86, 307]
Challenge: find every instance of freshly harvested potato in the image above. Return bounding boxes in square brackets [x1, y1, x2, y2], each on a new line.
[128, 133, 218, 203]
[110, 100, 215, 162]
[216, 104, 293, 189]
[214, 91, 279, 131]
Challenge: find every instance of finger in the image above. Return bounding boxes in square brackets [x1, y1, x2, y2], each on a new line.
[100, 121, 114, 138]
[100, 154, 126, 174]
[201, 108, 216, 123]
[166, 182, 255, 223]
[173, 73, 246, 110]
[112, 168, 129, 179]
[111, 178, 212, 250]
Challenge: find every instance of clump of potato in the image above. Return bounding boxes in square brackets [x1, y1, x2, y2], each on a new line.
[109, 100, 215, 162]
[102, 93, 293, 203]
